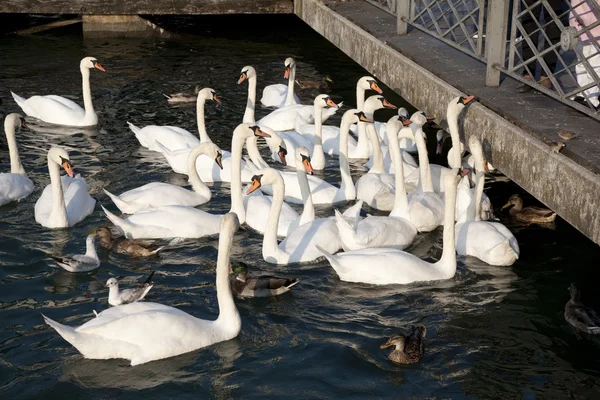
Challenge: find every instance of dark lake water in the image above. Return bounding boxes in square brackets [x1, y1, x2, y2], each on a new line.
[1, 14, 600, 400]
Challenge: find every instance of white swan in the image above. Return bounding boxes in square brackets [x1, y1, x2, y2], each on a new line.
[335, 115, 417, 251]
[128, 88, 221, 153]
[103, 142, 223, 214]
[260, 57, 300, 108]
[317, 169, 463, 285]
[35, 147, 96, 228]
[42, 212, 242, 366]
[404, 113, 445, 232]
[455, 136, 519, 266]
[354, 96, 401, 211]
[101, 125, 270, 239]
[11, 57, 105, 127]
[295, 76, 383, 157]
[0, 114, 34, 206]
[246, 167, 361, 265]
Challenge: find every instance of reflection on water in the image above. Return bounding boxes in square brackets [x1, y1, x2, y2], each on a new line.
[1, 14, 600, 400]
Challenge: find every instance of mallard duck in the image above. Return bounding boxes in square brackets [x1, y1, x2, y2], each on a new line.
[565, 283, 600, 339]
[380, 325, 426, 364]
[501, 194, 557, 223]
[163, 85, 201, 104]
[51, 234, 100, 272]
[295, 75, 333, 90]
[96, 226, 165, 257]
[229, 261, 299, 298]
[106, 271, 155, 306]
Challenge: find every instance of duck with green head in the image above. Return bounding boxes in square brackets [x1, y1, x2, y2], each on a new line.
[229, 261, 299, 298]
[380, 325, 426, 364]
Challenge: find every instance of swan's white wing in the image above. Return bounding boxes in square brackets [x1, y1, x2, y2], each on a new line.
[0, 173, 34, 206]
[17, 95, 86, 123]
[63, 175, 96, 226]
[279, 218, 341, 262]
[44, 95, 83, 111]
[244, 195, 298, 237]
[123, 206, 222, 238]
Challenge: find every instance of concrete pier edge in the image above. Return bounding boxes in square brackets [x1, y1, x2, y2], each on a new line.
[296, 0, 600, 245]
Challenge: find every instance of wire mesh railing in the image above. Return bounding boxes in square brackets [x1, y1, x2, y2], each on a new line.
[382, 0, 600, 119]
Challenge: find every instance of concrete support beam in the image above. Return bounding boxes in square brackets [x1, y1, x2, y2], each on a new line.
[82, 15, 169, 38]
[295, 0, 600, 245]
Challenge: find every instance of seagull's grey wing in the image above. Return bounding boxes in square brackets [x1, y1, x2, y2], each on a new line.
[119, 287, 147, 304]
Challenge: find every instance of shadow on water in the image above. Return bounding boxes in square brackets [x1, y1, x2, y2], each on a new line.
[1, 13, 600, 400]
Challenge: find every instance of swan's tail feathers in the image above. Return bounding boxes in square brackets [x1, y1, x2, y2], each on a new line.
[487, 239, 519, 266]
[127, 121, 141, 135]
[315, 245, 344, 277]
[101, 205, 133, 238]
[11, 91, 27, 107]
[42, 314, 78, 344]
[103, 189, 134, 214]
[342, 199, 364, 230]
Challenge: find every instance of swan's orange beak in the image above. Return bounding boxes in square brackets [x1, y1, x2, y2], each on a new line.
[302, 158, 314, 175]
[213, 95, 222, 104]
[326, 98, 338, 108]
[215, 153, 223, 170]
[94, 62, 106, 72]
[402, 119, 412, 126]
[237, 73, 247, 85]
[251, 126, 270, 137]
[382, 99, 397, 109]
[284, 67, 290, 79]
[278, 151, 287, 166]
[462, 95, 475, 104]
[460, 168, 470, 178]
[62, 160, 74, 178]
[246, 178, 262, 195]
[484, 160, 490, 173]
[359, 114, 374, 123]
[371, 82, 383, 94]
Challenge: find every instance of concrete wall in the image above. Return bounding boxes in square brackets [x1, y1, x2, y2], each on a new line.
[295, 0, 600, 245]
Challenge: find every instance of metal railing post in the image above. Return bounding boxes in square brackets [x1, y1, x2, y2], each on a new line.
[397, 0, 410, 35]
[485, 0, 510, 87]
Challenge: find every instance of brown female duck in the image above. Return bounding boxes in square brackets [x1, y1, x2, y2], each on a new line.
[96, 227, 165, 257]
[501, 194, 556, 223]
[565, 283, 600, 339]
[163, 85, 201, 104]
[380, 325, 426, 364]
[295, 75, 333, 90]
[229, 261, 299, 298]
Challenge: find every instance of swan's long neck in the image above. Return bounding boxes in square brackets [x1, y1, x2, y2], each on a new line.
[366, 124, 385, 173]
[473, 148, 485, 222]
[437, 175, 458, 273]
[355, 87, 368, 154]
[245, 136, 269, 168]
[447, 105, 462, 168]
[413, 124, 433, 192]
[187, 145, 212, 199]
[388, 125, 409, 219]
[339, 118, 356, 199]
[284, 64, 297, 106]
[311, 105, 325, 168]
[48, 158, 68, 225]
[297, 163, 315, 225]
[196, 96, 210, 143]
[229, 134, 246, 223]
[5, 123, 26, 175]
[215, 216, 240, 325]
[243, 75, 257, 124]
[81, 66, 95, 123]
[263, 174, 285, 259]
[356, 87, 366, 110]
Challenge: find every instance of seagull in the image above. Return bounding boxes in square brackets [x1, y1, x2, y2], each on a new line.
[51, 234, 100, 272]
[106, 271, 155, 306]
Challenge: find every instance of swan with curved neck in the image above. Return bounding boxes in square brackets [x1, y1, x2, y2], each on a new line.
[353, 76, 384, 159]
[404, 112, 445, 232]
[260, 57, 301, 108]
[455, 136, 519, 266]
[103, 142, 224, 214]
[336, 115, 417, 251]
[246, 167, 356, 265]
[34, 147, 96, 228]
[0, 113, 34, 206]
[354, 96, 401, 211]
[11, 57, 105, 127]
[317, 169, 464, 285]
[42, 212, 242, 366]
[102, 125, 269, 238]
[129, 87, 221, 156]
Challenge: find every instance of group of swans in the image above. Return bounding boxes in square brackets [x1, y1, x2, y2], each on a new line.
[3, 55, 526, 368]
